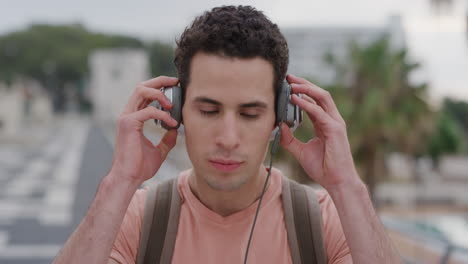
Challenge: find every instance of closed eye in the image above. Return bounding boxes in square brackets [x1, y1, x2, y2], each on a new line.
[200, 110, 218, 116]
[199, 110, 260, 119]
[241, 113, 259, 119]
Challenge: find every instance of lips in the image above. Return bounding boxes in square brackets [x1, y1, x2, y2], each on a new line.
[209, 159, 243, 172]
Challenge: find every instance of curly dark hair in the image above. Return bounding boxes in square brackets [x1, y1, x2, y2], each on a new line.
[174, 5, 289, 106]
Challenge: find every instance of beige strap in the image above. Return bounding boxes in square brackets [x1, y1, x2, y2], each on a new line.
[282, 177, 326, 264]
[136, 182, 160, 264]
[304, 183, 327, 264]
[136, 178, 181, 264]
[282, 177, 302, 264]
[160, 178, 182, 263]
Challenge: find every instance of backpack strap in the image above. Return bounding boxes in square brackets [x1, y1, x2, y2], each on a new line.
[282, 177, 327, 264]
[136, 177, 181, 264]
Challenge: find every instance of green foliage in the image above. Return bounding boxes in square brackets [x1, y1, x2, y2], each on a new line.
[333, 36, 433, 158]
[442, 98, 468, 135]
[0, 24, 143, 87]
[427, 98, 468, 163]
[147, 41, 176, 77]
[428, 110, 464, 163]
[0, 23, 175, 112]
[310, 35, 434, 197]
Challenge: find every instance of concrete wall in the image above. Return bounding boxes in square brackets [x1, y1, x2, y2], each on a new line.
[0, 85, 22, 137]
[0, 80, 52, 139]
[89, 48, 150, 124]
[439, 155, 468, 181]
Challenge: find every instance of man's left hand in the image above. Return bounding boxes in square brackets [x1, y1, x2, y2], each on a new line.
[280, 74, 361, 192]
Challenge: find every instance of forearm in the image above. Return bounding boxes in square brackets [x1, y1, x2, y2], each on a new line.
[53, 172, 140, 264]
[327, 178, 402, 264]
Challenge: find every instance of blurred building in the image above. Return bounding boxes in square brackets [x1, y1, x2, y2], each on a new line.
[0, 85, 22, 138]
[89, 48, 150, 124]
[378, 153, 468, 208]
[281, 15, 406, 85]
[0, 80, 52, 142]
[439, 155, 468, 181]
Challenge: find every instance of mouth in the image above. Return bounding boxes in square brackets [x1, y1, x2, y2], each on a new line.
[209, 159, 244, 172]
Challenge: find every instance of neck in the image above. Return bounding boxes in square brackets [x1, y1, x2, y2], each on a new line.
[188, 166, 270, 217]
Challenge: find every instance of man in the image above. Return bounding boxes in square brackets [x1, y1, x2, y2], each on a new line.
[54, 5, 401, 264]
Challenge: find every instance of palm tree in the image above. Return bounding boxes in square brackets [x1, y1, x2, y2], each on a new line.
[324, 36, 435, 203]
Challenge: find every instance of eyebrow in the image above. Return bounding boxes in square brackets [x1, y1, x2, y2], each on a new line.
[193, 96, 268, 108]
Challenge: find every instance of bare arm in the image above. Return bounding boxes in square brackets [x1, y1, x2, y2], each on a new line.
[328, 178, 401, 263]
[280, 74, 401, 263]
[53, 76, 179, 264]
[53, 174, 139, 264]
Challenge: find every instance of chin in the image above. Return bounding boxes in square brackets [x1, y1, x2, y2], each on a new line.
[202, 170, 251, 191]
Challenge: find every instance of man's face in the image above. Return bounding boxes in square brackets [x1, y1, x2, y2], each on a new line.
[182, 52, 276, 191]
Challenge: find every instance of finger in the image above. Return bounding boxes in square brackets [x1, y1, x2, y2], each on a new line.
[155, 129, 178, 160]
[141, 76, 179, 88]
[124, 85, 173, 114]
[291, 94, 335, 130]
[129, 106, 178, 126]
[300, 94, 317, 105]
[137, 86, 173, 109]
[286, 73, 309, 84]
[279, 123, 303, 161]
[286, 74, 343, 121]
[291, 83, 342, 122]
[298, 95, 327, 137]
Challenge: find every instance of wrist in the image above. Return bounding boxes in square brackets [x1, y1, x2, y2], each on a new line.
[104, 170, 142, 193]
[326, 175, 367, 200]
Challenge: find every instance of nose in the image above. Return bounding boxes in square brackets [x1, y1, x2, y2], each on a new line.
[214, 113, 240, 151]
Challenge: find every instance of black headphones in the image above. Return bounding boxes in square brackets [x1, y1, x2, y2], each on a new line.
[152, 80, 302, 135]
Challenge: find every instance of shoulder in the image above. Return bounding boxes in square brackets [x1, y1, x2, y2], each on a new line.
[284, 180, 351, 263]
[109, 187, 148, 263]
[314, 187, 352, 263]
[121, 187, 148, 234]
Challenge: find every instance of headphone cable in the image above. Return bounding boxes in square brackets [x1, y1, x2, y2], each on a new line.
[243, 121, 283, 264]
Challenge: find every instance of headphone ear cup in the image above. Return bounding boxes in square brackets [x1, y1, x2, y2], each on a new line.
[276, 80, 291, 125]
[152, 85, 182, 130]
[170, 85, 185, 135]
[168, 85, 182, 128]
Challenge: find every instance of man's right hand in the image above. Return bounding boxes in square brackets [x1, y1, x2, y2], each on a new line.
[108, 76, 180, 186]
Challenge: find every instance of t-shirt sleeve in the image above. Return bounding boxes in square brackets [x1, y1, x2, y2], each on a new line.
[317, 190, 353, 264]
[109, 188, 147, 264]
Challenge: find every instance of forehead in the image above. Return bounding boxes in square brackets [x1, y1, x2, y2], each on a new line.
[186, 52, 275, 102]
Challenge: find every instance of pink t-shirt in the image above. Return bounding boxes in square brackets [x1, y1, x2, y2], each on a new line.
[110, 168, 352, 264]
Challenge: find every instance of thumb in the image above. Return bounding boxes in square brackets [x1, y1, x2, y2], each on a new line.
[156, 129, 178, 160]
[279, 123, 303, 160]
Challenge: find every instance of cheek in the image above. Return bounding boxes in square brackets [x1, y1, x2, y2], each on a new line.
[244, 122, 274, 154]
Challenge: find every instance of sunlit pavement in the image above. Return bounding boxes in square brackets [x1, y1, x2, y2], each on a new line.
[0, 115, 187, 264]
